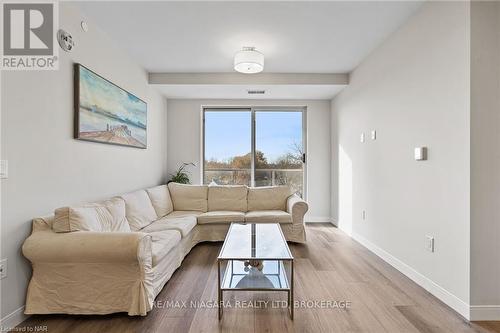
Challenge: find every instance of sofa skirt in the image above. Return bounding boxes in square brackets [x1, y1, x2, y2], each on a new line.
[24, 222, 305, 316]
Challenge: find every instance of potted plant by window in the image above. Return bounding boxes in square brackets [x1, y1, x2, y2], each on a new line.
[168, 162, 195, 184]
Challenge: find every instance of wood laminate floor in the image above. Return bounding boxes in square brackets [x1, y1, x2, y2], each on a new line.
[15, 224, 500, 333]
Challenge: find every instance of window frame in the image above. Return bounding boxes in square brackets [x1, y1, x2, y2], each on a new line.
[201, 106, 307, 199]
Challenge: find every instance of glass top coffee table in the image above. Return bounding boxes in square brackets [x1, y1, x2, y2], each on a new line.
[217, 223, 294, 320]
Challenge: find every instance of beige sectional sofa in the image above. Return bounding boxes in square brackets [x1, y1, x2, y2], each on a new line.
[22, 183, 308, 316]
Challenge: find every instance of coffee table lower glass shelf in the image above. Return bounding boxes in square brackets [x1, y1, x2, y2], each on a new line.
[222, 259, 289, 289]
[217, 223, 294, 320]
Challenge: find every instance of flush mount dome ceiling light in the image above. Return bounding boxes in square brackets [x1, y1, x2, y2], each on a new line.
[234, 47, 264, 74]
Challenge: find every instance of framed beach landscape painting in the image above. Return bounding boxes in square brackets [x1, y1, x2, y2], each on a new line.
[74, 64, 147, 148]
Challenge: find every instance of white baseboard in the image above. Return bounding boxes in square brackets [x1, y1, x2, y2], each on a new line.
[470, 305, 500, 321]
[351, 231, 470, 320]
[304, 216, 332, 223]
[0, 306, 28, 329]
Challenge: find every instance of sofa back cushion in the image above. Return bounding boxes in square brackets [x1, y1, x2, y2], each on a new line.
[168, 183, 208, 212]
[247, 186, 293, 211]
[146, 185, 173, 218]
[53, 198, 130, 233]
[208, 185, 248, 212]
[120, 190, 158, 231]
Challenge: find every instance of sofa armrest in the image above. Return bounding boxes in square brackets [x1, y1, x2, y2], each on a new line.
[286, 194, 309, 224]
[22, 230, 152, 264]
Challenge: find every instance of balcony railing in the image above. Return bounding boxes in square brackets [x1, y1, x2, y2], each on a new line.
[204, 168, 303, 195]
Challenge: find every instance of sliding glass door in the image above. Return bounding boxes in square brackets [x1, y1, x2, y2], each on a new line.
[254, 110, 304, 196]
[203, 107, 306, 196]
[204, 109, 252, 185]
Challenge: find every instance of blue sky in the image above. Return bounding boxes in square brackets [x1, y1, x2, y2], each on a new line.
[205, 111, 302, 162]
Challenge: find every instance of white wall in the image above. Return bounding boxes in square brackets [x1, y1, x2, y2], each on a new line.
[167, 99, 331, 221]
[0, 3, 168, 323]
[331, 1, 470, 317]
[470, 1, 500, 319]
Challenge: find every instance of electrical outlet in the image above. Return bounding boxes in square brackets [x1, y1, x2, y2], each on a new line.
[371, 130, 377, 140]
[0, 259, 7, 279]
[426, 236, 434, 252]
[360, 133, 365, 143]
[362, 210, 366, 220]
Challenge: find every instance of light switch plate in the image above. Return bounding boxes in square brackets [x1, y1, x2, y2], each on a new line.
[414, 147, 427, 161]
[426, 236, 434, 252]
[360, 133, 365, 143]
[0, 160, 7, 179]
[371, 130, 377, 140]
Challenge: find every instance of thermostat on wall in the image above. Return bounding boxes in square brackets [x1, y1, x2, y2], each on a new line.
[414, 147, 427, 161]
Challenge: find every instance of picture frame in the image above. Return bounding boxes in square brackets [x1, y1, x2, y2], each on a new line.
[74, 63, 147, 148]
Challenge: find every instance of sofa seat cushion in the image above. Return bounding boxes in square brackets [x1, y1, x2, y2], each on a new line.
[247, 186, 292, 211]
[141, 216, 196, 238]
[53, 198, 130, 233]
[197, 211, 245, 224]
[245, 210, 292, 224]
[149, 230, 181, 266]
[120, 190, 158, 231]
[208, 185, 248, 212]
[166, 210, 202, 219]
[146, 185, 173, 218]
[168, 183, 208, 212]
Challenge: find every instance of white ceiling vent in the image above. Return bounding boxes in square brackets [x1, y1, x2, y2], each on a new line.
[247, 90, 266, 95]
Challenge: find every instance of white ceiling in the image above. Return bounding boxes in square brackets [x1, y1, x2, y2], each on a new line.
[75, 1, 423, 99]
